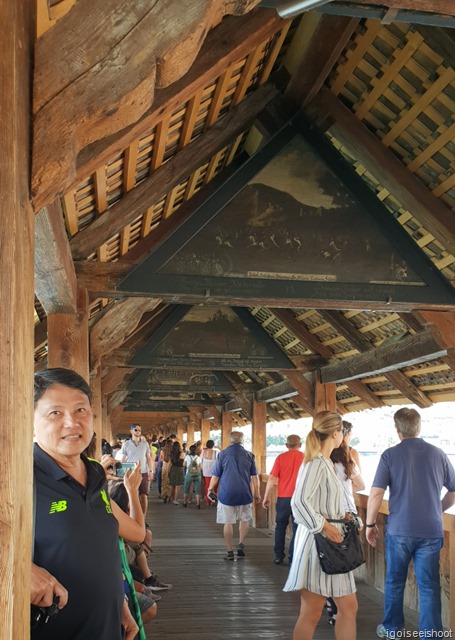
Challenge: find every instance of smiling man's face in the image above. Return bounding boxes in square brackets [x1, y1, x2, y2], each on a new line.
[34, 383, 93, 464]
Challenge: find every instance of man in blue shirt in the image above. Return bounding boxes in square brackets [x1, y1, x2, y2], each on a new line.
[366, 408, 455, 638]
[208, 431, 261, 560]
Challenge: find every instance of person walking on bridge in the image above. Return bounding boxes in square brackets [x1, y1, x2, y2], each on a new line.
[262, 434, 304, 565]
[366, 407, 455, 638]
[208, 431, 261, 561]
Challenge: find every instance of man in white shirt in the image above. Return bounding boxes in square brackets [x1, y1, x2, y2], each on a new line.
[119, 424, 154, 515]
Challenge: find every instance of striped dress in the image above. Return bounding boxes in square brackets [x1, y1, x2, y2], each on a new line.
[283, 454, 357, 597]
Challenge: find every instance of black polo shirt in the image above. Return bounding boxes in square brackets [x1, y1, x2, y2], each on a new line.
[32, 444, 124, 640]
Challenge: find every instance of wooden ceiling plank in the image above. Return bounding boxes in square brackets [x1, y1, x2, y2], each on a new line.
[318, 310, 374, 353]
[345, 379, 385, 409]
[271, 308, 333, 357]
[123, 141, 139, 192]
[384, 369, 432, 408]
[320, 330, 447, 384]
[178, 88, 204, 150]
[32, 0, 266, 210]
[35, 201, 78, 314]
[344, 0, 455, 17]
[70, 82, 278, 260]
[255, 379, 297, 403]
[285, 14, 359, 108]
[306, 88, 455, 256]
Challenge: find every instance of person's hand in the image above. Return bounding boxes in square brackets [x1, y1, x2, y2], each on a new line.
[262, 496, 271, 509]
[100, 454, 115, 469]
[122, 597, 139, 640]
[31, 564, 68, 609]
[366, 525, 378, 548]
[124, 461, 142, 492]
[321, 521, 343, 543]
[254, 494, 261, 504]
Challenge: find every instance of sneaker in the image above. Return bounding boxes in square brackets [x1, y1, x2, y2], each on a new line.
[273, 557, 284, 565]
[182, 502, 187, 508]
[224, 550, 235, 561]
[376, 624, 390, 638]
[143, 588, 162, 603]
[196, 504, 201, 509]
[237, 543, 246, 558]
[144, 574, 172, 591]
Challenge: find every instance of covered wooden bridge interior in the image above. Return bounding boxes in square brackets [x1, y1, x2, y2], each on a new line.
[2, 0, 455, 635]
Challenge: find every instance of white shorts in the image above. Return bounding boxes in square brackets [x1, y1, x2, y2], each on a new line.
[216, 501, 253, 524]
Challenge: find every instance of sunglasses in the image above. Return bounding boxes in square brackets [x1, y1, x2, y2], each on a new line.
[133, 429, 142, 433]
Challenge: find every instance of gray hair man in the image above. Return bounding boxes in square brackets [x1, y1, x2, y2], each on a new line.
[366, 408, 455, 637]
[208, 432, 261, 561]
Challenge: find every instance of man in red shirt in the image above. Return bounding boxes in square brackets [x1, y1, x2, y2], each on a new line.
[262, 434, 304, 565]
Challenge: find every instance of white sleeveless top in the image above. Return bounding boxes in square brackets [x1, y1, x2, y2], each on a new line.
[201, 448, 219, 477]
[333, 461, 360, 513]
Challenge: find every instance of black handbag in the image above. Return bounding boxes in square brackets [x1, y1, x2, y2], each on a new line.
[314, 520, 365, 575]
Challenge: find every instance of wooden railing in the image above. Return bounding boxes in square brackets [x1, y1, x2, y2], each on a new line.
[258, 475, 455, 631]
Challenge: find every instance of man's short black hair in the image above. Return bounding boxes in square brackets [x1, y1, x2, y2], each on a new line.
[34, 368, 93, 407]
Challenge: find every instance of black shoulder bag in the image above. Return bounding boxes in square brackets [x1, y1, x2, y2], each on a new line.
[314, 518, 365, 575]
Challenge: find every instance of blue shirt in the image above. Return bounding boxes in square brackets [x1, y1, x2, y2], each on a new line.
[212, 443, 258, 506]
[372, 438, 455, 538]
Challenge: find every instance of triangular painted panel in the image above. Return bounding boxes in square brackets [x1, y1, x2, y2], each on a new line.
[119, 121, 455, 307]
[130, 305, 294, 370]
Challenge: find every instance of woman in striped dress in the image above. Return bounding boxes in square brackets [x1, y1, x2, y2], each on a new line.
[284, 411, 358, 639]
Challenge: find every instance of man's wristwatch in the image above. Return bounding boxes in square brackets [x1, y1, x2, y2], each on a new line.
[365, 523, 377, 528]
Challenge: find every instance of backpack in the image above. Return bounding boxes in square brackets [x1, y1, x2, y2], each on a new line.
[188, 455, 200, 477]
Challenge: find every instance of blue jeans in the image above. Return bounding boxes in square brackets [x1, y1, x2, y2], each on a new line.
[274, 497, 297, 562]
[383, 533, 443, 633]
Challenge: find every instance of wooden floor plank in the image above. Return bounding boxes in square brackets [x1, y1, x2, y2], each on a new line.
[143, 487, 419, 639]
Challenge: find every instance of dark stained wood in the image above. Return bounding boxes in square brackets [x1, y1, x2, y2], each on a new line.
[256, 379, 297, 403]
[35, 201, 77, 313]
[225, 394, 253, 421]
[70, 83, 279, 259]
[145, 488, 419, 640]
[285, 14, 358, 108]
[383, 369, 433, 408]
[306, 88, 455, 257]
[319, 310, 374, 353]
[347, 0, 455, 14]
[285, 371, 314, 412]
[314, 371, 337, 413]
[345, 379, 385, 409]
[272, 308, 333, 357]
[252, 399, 267, 474]
[320, 330, 447, 384]
[34, 319, 48, 351]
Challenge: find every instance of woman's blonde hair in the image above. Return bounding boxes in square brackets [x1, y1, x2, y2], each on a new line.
[304, 411, 343, 463]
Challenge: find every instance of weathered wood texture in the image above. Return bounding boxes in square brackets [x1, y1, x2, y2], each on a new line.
[47, 288, 90, 380]
[252, 400, 267, 475]
[34, 201, 77, 313]
[31, 0, 263, 210]
[0, 1, 35, 637]
[90, 298, 161, 371]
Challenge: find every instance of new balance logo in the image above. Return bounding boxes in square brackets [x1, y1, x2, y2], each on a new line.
[100, 490, 112, 514]
[49, 500, 67, 514]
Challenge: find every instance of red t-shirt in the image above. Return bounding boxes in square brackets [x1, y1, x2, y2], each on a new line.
[270, 448, 304, 498]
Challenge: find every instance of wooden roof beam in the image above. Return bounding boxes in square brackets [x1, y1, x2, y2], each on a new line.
[71, 82, 279, 260]
[383, 369, 433, 409]
[272, 308, 332, 357]
[35, 201, 77, 314]
[320, 330, 447, 384]
[255, 379, 298, 403]
[224, 394, 253, 420]
[306, 88, 455, 256]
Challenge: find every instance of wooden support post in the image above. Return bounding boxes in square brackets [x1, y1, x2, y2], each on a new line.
[47, 288, 90, 381]
[252, 400, 267, 475]
[221, 413, 232, 450]
[176, 423, 184, 443]
[313, 371, 337, 413]
[102, 396, 112, 446]
[201, 418, 211, 447]
[0, 2, 35, 636]
[186, 422, 195, 447]
[90, 367, 102, 459]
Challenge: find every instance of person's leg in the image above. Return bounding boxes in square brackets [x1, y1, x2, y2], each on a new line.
[382, 534, 412, 633]
[274, 497, 290, 562]
[135, 549, 152, 580]
[139, 474, 150, 516]
[292, 589, 325, 640]
[239, 519, 250, 545]
[204, 476, 211, 505]
[412, 537, 444, 632]
[173, 484, 181, 504]
[193, 477, 201, 507]
[289, 511, 298, 564]
[333, 593, 358, 640]
[224, 524, 234, 551]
